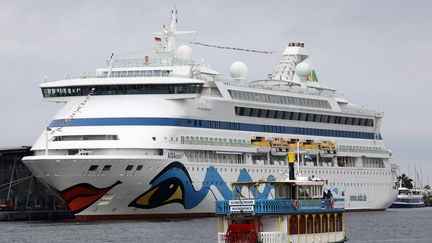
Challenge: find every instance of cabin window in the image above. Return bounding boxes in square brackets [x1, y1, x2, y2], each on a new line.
[102, 165, 112, 171]
[88, 165, 98, 171]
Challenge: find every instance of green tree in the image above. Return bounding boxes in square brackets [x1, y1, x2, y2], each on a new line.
[397, 174, 413, 189]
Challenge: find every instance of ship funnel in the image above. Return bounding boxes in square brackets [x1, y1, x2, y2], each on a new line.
[270, 42, 318, 84]
[283, 42, 308, 56]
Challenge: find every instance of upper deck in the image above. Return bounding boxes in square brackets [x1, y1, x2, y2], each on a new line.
[215, 178, 345, 216]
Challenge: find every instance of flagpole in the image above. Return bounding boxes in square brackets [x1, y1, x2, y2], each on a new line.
[45, 128, 49, 156]
[108, 53, 114, 78]
[296, 141, 300, 177]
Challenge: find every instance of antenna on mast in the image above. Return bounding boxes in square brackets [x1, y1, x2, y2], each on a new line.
[108, 53, 114, 78]
[153, 8, 195, 56]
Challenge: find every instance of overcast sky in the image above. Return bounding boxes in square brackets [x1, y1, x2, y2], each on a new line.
[1, 1, 431, 185]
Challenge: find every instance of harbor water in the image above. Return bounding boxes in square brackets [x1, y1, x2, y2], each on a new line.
[1, 208, 431, 243]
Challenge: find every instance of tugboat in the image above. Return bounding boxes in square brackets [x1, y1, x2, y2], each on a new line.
[215, 152, 347, 243]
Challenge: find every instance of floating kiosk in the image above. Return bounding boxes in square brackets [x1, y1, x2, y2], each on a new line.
[215, 152, 347, 243]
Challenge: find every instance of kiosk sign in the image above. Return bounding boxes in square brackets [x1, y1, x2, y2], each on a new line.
[229, 200, 255, 206]
[229, 200, 255, 213]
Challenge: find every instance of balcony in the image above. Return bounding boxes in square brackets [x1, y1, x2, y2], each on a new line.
[215, 198, 344, 215]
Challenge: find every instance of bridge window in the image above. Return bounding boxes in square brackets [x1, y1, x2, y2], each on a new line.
[53, 135, 119, 141]
[42, 83, 203, 97]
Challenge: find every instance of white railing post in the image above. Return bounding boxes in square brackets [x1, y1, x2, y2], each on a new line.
[258, 232, 287, 243]
[217, 233, 226, 243]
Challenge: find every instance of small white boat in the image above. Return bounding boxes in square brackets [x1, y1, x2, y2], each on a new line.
[390, 186, 425, 208]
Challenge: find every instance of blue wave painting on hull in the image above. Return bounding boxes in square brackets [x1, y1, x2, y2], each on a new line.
[129, 161, 275, 209]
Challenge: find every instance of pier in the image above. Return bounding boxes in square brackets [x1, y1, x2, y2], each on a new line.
[0, 147, 72, 221]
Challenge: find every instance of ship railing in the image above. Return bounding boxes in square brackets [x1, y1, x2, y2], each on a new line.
[177, 136, 252, 147]
[340, 105, 383, 116]
[111, 57, 195, 68]
[64, 71, 191, 80]
[337, 147, 390, 155]
[62, 71, 341, 99]
[218, 231, 287, 243]
[178, 140, 252, 148]
[217, 233, 226, 243]
[218, 79, 338, 98]
[215, 198, 344, 215]
[258, 232, 287, 243]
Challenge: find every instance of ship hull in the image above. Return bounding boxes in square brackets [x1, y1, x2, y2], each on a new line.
[389, 202, 425, 208]
[23, 156, 397, 220]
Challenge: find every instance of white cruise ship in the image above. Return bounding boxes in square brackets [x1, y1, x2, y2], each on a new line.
[23, 9, 398, 220]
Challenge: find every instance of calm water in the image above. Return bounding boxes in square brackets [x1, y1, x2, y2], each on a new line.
[1, 208, 431, 243]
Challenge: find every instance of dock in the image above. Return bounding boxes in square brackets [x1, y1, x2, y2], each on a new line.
[0, 146, 72, 221]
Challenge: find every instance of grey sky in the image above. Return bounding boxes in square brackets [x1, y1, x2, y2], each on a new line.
[1, 1, 431, 184]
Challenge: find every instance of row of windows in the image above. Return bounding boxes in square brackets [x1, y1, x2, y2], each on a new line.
[396, 198, 423, 203]
[49, 117, 380, 140]
[303, 169, 390, 176]
[42, 83, 203, 97]
[179, 136, 250, 147]
[235, 106, 374, 127]
[53, 135, 119, 141]
[186, 117, 377, 140]
[229, 90, 331, 109]
[342, 182, 392, 187]
[86, 164, 391, 187]
[101, 70, 171, 78]
[88, 164, 143, 172]
[363, 158, 385, 168]
[184, 151, 245, 164]
[89, 165, 111, 171]
[337, 157, 356, 167]
[289, 214, 343, 235]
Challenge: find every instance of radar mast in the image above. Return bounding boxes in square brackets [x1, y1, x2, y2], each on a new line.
[154, 8, 195, 56]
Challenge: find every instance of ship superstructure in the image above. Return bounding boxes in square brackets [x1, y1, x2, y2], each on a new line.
[23, 9, 398, 220]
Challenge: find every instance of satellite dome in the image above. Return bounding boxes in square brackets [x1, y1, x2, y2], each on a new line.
[295, 62, 311, 78]
[230, 61, 248, 79]
[176, 45, 193, 59]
